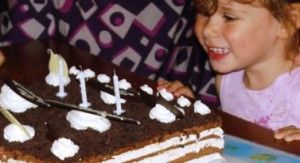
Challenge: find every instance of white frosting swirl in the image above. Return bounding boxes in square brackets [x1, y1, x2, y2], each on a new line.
[140, 84, 153, 95]
[158, 88, 174, 101]
[119, 79, 131, 90]
[83, 69, 95, 78]
[51, 137, 79, 160]
[69, 66, 79, 74]
[100, 91, 126, 105]
[0, 84, 37, 113]
[177, 96, 191, 107]
[66, 110, 111, 133]
[149, 104, 176, 123]
[97, 74, 110, 83]
[3, 124, 35, 143]
[194, 100, 211, 115]
[45, 72, 70, 86]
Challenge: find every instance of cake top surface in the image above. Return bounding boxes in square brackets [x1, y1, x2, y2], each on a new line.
[0, 76, 221, 162]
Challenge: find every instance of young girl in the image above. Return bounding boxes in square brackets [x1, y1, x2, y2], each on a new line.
[157, 0, 300, 142]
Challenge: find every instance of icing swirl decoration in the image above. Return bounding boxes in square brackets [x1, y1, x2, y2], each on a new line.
[194, 100, 211, 115]
[118, 79, 131, 90]
[177, 96, 191, 107]
[158, 88, 174, 101]
[149, 104, 176, 123]
[97, 74, 111, 83]
[66, 110, 111, 133]
[51, 138, 79, 160]
[3, 124, 35, 143]
[0, 84, 37, 113]
[140, 84, 153, 95]
[100, 91, 126, 105]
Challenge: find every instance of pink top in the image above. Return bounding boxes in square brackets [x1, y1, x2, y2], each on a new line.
[220, 68, 300, 130]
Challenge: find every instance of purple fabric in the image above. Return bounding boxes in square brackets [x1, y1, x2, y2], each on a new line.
[0, 0, 218, 104]
[220, 68, 300, 130]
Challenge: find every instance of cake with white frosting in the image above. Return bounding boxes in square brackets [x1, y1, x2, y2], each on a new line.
[0, 72, 223, 162]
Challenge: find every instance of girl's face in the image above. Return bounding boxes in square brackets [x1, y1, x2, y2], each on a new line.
[195, 0, 287, 74]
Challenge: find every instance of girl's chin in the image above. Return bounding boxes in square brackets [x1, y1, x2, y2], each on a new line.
[214, 70, 230, 74]
[210, 65, 234, 74]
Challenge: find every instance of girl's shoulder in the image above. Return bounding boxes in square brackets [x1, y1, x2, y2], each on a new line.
[282, 67, 300, 99]
[285, 67, 300, 85]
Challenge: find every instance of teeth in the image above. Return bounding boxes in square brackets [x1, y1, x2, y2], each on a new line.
[209, 47, 229, 54]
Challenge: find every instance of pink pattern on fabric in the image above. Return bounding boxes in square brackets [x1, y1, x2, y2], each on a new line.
[254, 116, 271, 129]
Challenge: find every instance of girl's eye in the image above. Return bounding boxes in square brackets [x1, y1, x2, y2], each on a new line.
[223, 14, 238, 21]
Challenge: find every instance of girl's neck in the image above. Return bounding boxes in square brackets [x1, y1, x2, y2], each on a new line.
[243, 59, 294, 90]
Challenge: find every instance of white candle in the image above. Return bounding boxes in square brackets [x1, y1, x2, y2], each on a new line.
[78, 71, 90, 108]
[70, 66, 95, 108]
[113, 70, 125, 115]
[56, 58, 67, 98]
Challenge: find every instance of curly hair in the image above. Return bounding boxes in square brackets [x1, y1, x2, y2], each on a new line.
[193, 0, 300, 59]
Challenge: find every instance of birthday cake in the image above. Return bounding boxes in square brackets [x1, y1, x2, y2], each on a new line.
[0, 51, 224, 162]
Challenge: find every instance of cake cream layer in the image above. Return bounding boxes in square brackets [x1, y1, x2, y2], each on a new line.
[135, 138, 223, 163]
[170, 147, 222, 163]
[103, 127, 223, 163]
[186, 153, 223, 163]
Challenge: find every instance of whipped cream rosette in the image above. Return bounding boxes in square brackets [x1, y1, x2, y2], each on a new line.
[0, 84, 37, 113]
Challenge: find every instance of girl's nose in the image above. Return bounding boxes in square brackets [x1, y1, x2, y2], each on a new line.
[202, 16, 220, 39]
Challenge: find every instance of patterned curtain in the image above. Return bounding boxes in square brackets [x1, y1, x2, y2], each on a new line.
[0, 0, 218, 105]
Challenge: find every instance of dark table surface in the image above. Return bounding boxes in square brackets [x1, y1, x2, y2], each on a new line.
[0, 39, 299, 156]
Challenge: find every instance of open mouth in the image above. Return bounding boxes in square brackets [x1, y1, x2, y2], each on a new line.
[207, 47, 230, 60]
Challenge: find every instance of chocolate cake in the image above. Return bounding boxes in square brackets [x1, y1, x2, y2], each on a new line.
[0, 74, 223, 162]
